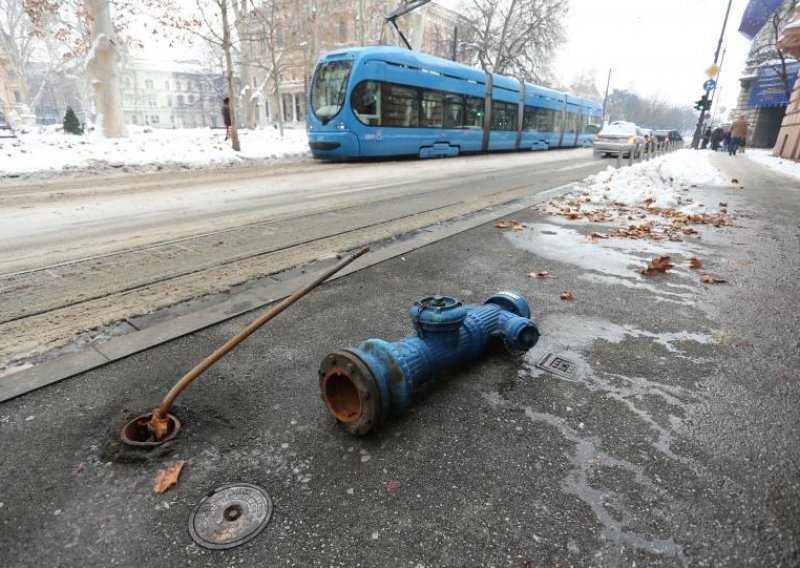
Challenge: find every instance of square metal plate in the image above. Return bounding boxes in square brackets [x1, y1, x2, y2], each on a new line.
[535, 352, 581, 381]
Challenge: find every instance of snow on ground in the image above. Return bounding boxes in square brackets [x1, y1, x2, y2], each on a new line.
[499, 149, 743, 304]
[0, 125, 310, 181]
[743, 148, 800, 180]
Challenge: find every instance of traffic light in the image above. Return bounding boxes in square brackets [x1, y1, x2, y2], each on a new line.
[694, 95, 711, 112]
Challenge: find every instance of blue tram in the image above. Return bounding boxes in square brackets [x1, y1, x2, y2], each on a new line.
[306, 46, 602, 160]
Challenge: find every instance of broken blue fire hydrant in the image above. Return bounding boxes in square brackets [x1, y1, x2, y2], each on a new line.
[318, 291, 540, 435]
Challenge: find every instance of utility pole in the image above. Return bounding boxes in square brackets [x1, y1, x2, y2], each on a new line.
[692, 0, 733, 148]
[602, 68, 612, 124]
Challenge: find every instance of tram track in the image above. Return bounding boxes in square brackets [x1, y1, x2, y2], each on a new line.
[0, 151, 602, 373]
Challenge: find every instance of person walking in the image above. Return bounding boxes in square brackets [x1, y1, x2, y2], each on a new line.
[710, 126, 724, 151]
[729, 115, 749, 156]
[701, 126, 712, 149]
[221, 97, 232, 141]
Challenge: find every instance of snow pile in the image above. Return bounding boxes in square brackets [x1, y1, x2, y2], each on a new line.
[533, 149, 736, 242]
[0, 125, 310, 180]
[744, 148, 800, 180]
[582, 149, 727, 210]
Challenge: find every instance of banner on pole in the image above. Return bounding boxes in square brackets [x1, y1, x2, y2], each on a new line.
[738, 0, 783, 40]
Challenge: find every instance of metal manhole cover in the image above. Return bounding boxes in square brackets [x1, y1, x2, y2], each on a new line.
[189, 483, 273, 550]
[535, 352, 581, 381]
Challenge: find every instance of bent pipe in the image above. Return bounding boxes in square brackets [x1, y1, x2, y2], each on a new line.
[318, 291, 540, 436]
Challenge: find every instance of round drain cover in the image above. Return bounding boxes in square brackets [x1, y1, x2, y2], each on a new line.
[189, 483, 273, 550]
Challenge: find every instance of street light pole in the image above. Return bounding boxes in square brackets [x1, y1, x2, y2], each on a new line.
[692, 0, 733, 148]
[602, 68, 612, 124]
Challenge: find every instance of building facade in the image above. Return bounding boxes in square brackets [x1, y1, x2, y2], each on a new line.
[119, 59, 226, 129]
[734, 0, 798, 148]
[774, 6, 800, 158]
[0, 48, 24, 125]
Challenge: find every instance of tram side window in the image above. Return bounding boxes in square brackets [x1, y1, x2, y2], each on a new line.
[381, 83, 419, 127]
[421, 90, 445, 128]
[491, 101, 517, 131]
[532, 107, 555, 132]
[443, 94, 464, 128]
[523, 106, 538, 131]
[464, 96, 484, 129]
[582, 115, 601, 133]
[565, 110, 579, 133]
[352, 81, 380, 126]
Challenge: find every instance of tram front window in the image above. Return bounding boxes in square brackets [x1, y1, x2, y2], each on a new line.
[310, 60, 353, 124]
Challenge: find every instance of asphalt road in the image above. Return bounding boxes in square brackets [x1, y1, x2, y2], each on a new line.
[0, 149, 603, 375]
[0, 152, 798, 567]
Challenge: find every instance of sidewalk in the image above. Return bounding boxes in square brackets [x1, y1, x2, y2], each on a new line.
[1, 152, 798, 567]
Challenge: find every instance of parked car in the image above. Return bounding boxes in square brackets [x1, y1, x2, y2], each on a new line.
[592, 121, 646, 158]
[653, 129, 684, 148]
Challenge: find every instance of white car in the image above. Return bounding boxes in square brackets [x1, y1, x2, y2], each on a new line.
[592, 121, 646, 158]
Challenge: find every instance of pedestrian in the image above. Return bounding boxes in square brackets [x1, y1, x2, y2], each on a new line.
[701, 126, 712, 149]
[221, 97, 232, 141]
[729, 115, 749, 156]
[710, 126, 724, 151]
[723, 128, 731, 153]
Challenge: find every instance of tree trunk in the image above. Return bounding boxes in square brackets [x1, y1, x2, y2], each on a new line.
[481, 73, 492, 152]
[84, 0, 125, 138]
[221, 0, 241, 151]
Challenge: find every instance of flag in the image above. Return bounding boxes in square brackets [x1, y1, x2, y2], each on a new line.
[738, 0, 784, 40]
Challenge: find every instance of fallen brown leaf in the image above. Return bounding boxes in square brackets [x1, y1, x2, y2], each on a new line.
[528, 271, 551, 278]
[641, 256, 673, 275]
[731, 178, 740, 184]
[700, 274, 727, 284]
[384, 480, 403, 491]
[688, 257, 702, 269]
[719, 202, 728, 207]
[73, 462, 85, 475]
[153, 460, 187, 494]
[559, 292, 575, 300]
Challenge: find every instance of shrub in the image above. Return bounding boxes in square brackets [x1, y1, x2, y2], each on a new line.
[63, 107, 83, 135]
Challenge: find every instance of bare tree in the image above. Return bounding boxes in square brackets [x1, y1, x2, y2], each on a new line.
[463, 0, 567, 83]
[84, 0, 126, 137]
[0, 0, 38, 104]
[134, 0, 245, 150]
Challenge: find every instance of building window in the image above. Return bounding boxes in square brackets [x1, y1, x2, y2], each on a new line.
[167, 97, 172, 108]
[188, 94, 195, 104]
[165, 81, 170, 91]
[148, 99, 156, 108]
[151, 115, 160, 124]
[145, 79, 154, 89]
[276, 25, 284, 47]
[14, 91, 21, 102]
[131, 115, 138, 124]
[177, 95, 184, 105]
[176, 81, 181, 92]
[339, 20, 347, 43]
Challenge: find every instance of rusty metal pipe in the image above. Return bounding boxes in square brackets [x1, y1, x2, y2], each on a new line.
[146, 246, 370, 439]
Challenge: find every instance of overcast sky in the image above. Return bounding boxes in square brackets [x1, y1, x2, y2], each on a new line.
[438, 0, 753, 114]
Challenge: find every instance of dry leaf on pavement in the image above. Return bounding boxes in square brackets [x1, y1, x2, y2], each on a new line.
[688, 257, 702, 269]
[384, 480, 403, 491]
[700, 274, 727, 284]
[641, 256, 673, 275]
[153, 460, 187, 494]
[559, 292, 575, 300]
[528, 271, 551, 278]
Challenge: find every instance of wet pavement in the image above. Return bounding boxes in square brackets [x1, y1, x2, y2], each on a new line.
[1, 152, 799, 567]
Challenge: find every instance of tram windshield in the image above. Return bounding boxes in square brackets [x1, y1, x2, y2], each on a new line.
[310, 60, 353, 124]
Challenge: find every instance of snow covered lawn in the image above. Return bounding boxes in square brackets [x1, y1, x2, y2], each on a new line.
[0, 125, 310, 181]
